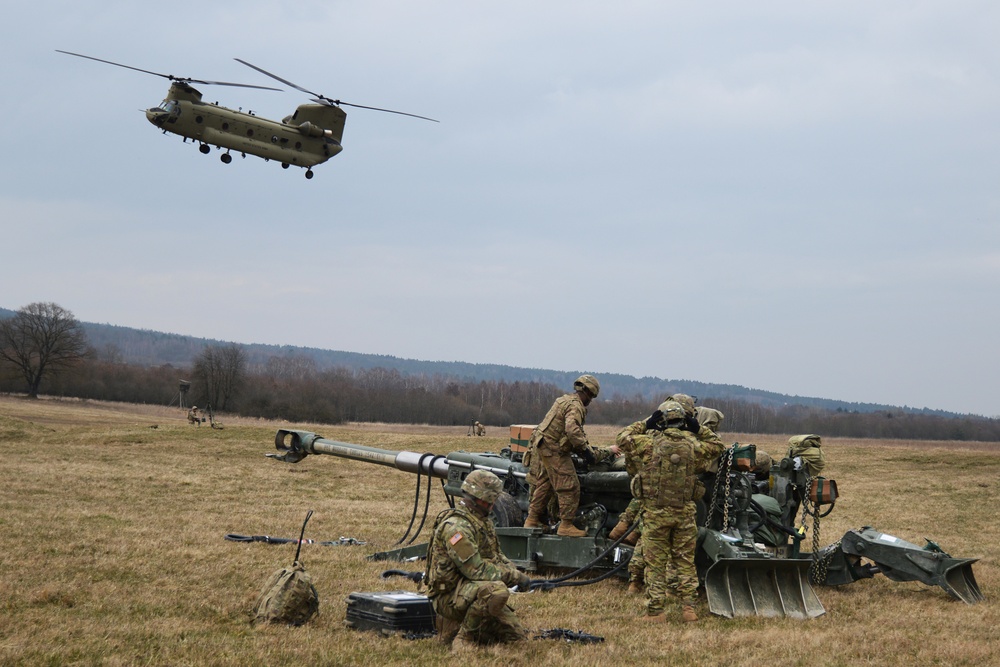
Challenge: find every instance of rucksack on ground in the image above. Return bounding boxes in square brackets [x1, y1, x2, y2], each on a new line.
[251, 510, 320, 626]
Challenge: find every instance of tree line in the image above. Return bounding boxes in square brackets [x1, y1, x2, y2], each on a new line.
[2, 302, 999, 441]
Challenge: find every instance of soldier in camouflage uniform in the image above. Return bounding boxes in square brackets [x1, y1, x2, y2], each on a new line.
[617, 401, 725, 622]
[524, 375, 607, 537]
[425, 470, 531, 651]
[611, 395, 725, 595]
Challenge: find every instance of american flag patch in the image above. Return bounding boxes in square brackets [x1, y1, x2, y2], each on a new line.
[449, 532, 464, 545]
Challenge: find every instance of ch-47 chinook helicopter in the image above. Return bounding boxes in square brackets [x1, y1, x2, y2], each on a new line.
[56, 50, 438, 179]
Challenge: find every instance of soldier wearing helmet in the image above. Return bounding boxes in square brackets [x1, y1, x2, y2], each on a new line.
[187, 405, 201, 426]
[424, 470, 531, 651]
[609, 395, 725, 592]
[616, 400, 725, 623]
[524, 374, 616, 537]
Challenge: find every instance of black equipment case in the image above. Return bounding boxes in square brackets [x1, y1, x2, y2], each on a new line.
[344, 590, 436, 635]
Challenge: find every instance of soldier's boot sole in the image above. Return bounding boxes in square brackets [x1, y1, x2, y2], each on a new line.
[556, 523, 587, 538]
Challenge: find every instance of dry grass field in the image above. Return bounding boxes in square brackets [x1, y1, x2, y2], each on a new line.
[1, 395, 998, 666]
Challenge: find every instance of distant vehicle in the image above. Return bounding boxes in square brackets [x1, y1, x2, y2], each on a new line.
[56, 50, 437, 179]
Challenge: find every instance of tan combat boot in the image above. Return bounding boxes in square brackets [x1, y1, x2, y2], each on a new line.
[451, 632, 478, 653]
[608, 519, 629, 541]
[682, 605, 698, 623]
[640, 612, 666, 623]
[435, 615, 460, 645]
[556, 522, 587, 538]
[523, 515, 543, 528]
[627, 580, 643, 595]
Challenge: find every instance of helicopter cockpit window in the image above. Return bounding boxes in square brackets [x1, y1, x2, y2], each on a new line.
[158, 100, 178, 113]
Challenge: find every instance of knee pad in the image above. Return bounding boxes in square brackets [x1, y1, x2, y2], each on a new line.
[477, 581, 510, 616]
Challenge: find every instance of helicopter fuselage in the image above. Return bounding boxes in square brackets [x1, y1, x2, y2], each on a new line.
[145, 82, 345, 173]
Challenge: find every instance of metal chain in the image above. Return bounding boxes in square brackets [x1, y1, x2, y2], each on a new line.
[799, 472, 834, 584]
[708, 447, 734, 530]
[809, 538, 841, 585]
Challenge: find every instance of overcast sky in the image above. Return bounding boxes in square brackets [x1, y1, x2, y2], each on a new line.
[2, 2, 998, 417]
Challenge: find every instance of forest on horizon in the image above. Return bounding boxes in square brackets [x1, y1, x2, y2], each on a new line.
[2, 307, 998, 441]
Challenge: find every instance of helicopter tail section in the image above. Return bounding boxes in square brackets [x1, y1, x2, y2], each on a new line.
[289, 104, 347, 144]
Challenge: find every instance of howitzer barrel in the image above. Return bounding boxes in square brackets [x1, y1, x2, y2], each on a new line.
[271, 429, 526, 482]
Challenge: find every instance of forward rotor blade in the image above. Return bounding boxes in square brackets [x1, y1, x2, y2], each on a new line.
[57, 50, 169, 79]
[188, 79, 282, 91]
[57, 50, 281, 91]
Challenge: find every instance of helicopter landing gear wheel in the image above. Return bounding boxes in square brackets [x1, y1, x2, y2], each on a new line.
[305, 169, 314, 179]
[199, 143, 210, 154]
[221, 153, 232, 164]
[281, 163, 289, 169]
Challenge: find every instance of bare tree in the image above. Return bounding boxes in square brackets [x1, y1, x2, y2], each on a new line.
[193, 343, 248, 411]
[0, 302, 89, 398]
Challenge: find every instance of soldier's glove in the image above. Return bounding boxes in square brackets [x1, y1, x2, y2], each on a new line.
[644, 410, 664, 431]
[684, 415, 701, 433]
[515, 571, 532, 592]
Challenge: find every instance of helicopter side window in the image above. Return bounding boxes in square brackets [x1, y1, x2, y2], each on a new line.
[158, 100, 178, 114]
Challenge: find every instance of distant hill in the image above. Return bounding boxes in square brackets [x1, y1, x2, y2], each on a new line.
[1, 307, 953, 417]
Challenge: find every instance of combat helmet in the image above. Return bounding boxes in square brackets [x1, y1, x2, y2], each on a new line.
[667, 394, 696, 416]
[574, 374, 601, 398]
[656, 400, 687, 426]
[462, 470, 503, 505]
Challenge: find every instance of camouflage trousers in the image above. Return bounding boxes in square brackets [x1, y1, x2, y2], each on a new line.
[527, 448, 580, 522]
[622, 499, 646, 582]
[642, 503, 698, 614]
[525, 448, 559, 522]
[431, 579, 525, 645]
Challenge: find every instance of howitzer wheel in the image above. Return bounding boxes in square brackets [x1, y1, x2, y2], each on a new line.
[491, 492, 523, 528]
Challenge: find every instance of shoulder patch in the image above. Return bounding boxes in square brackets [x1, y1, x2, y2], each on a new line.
[449, 532, 464, 546]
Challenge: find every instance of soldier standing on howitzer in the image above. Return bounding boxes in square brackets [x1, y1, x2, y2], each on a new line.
[610, 394, 725, 595]
[425, 470, 532, 652]
[616, 400, 725, 622]
[523, 375, 620, 537]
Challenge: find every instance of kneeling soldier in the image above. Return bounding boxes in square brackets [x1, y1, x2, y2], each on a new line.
[425, 470, 531, 651]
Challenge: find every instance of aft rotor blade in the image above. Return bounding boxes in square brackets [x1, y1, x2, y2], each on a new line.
[334, 100, 438, 123]
[57, 50, 281, 91]
[237, 57, 438, 122]
[235, 58, 320, 97]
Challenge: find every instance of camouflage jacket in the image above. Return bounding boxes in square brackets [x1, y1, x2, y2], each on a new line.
[425, 502, 520, 598]
[617, 427, 723, 509]
[532, 393, 589, 455]
[616, 419, 724, 476]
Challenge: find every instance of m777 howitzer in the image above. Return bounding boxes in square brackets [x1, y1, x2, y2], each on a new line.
[268, 428, 983, 619]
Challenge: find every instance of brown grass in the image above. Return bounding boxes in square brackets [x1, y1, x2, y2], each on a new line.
[0, 395, 997, 666]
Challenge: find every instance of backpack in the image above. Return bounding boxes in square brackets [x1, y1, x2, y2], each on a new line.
[252, 511, 320, 626]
